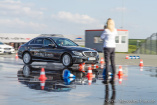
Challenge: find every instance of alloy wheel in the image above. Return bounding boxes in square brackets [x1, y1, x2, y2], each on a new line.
[23, 53, 31, 64]
[62, 54, 71, 66]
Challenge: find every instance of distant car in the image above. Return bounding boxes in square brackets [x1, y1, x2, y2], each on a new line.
[18, 36, 99, 67]
[0, 42, 15, 54]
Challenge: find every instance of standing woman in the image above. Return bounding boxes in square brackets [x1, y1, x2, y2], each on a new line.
[100, 18, 118, 82]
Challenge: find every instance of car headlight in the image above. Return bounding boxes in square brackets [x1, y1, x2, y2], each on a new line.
[72, 51, 83, 56]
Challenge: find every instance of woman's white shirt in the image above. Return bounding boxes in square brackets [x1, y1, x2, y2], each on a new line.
[100, 29, 118, 48]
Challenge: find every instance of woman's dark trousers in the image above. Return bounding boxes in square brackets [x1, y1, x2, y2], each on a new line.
[104, 48, 116, 81]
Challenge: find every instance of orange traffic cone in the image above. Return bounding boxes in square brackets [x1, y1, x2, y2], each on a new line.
[125, 55, 129, 59]
[92, 64, 99, 69]
[39, 68, 47, 90]
[139, 59, 144, 67]
[117, 66, 123, 77]
[86, 66, 93, 85]
[86, 66, 93, 77]
[87, 76, 92, 85]
[79, 63, 85, 72]
[15, 53, 18, 59]
[100, 57, 104, 69]
[118, 75, 123, 84]
[140, 66, 143, 71]
[40, 81, 46, 90]
[39, 68, 47, 81]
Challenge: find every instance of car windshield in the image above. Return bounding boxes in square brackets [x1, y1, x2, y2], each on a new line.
[52, 37, 78, 46]
[0, 42, 4, 45]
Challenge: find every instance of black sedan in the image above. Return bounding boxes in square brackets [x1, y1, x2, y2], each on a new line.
[18, 36, 99, 67]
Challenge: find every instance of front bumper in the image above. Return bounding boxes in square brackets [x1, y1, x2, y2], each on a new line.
[0, 49, 15, 54]
[72, 55, 99, 64]
[18, 50, 23, 59]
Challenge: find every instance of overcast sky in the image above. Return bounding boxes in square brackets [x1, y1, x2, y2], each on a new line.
[0, 0, 156, 39]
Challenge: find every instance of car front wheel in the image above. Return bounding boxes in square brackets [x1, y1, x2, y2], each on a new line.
[62, 53, 73, 67]
[23, 52, 32, 64]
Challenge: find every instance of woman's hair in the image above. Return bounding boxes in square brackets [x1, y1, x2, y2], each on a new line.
[106, 18, 115, 32]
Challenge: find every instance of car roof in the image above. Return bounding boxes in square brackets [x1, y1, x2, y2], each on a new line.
[35, 36, 65, 39]
[39, 34, 64, 37]
[34, 34, 64, 39]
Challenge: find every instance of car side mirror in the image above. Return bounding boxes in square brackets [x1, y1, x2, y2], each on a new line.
[49, 44, 56, 48]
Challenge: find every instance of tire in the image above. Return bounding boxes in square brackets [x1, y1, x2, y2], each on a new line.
[23, 52, 32, 64]
[23, 65, 31, 77]
[62, 53, 73, 67]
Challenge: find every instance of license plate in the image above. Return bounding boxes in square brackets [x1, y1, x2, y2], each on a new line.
[88, 57, 96, 60]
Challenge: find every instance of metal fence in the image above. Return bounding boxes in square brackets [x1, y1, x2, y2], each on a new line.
[134, 33, 157, 55]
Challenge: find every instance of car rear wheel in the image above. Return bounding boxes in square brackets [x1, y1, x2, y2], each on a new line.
[23, 52, 32, 64]
[62, 53, 73, 67]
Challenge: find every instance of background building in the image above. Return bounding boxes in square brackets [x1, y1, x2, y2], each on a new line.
[0, 33, 39, 50]
[85, 29, 129, 52]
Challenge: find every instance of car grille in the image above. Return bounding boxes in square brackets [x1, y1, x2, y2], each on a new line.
[4, 48, 11, 50]
[83, 51, 97, 57]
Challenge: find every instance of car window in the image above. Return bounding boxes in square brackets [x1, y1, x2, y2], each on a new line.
[54, 38, 78, 46]
[56, 39, 64, 46]
[44, 39, 53, 46]
[34, 38, 43, 44]
[30, 40, 35, 44]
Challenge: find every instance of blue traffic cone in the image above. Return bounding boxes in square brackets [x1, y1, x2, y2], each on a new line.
[129, 56, 132, 59]
[102, 68, 106, 76]
[102, 68, 113, 80]
[63, 69, 76, 78]
[64, 78, 75, 85]
[133, 56, 136, 59]
[136, 56, 140, 59]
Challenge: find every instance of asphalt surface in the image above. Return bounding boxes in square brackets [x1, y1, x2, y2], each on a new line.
[99, 53, 157, 67]
[0, 54, 157, 105]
